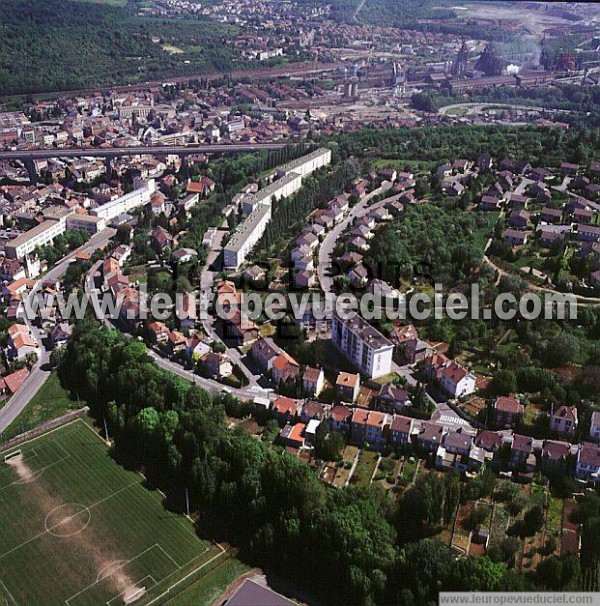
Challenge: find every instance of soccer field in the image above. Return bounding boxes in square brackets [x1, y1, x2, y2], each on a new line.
[0, 421, 222, 606]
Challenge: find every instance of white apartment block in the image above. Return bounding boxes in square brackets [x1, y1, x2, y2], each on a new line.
[91, 179, 156, 221]
[331, 312, 394, 379]
[241, 172, 303, 215]
[277, 147, 332, 178]
[224, 203, 272, 270]
[225, 148, 332, 270]
[66, 214, 107, 235]
[5, 219, 66, 259]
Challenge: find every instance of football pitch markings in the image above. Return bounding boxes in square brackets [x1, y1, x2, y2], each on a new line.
[0, 420, 223, 606]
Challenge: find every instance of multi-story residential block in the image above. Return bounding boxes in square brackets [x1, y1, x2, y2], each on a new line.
[66, 214, 106, 234]
[91, 180, 156, 221]
[331, 312, 394, 379]
[224, 203, 272, 270]
[224, 149, 331, 270]
[5, 219, 66, 259]
[241, 172, 303, 215]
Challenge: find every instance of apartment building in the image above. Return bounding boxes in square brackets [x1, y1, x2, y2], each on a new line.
[66, 214, 107, 235]
[241, 172, 303, 215]
[91, 179, 156, 221]
[331, 312, 394, 379]
[224, 148, 331, 270]
[5, 219, 66, 259]
[223, 203, 272, 270]
[276, 147, 332, 178]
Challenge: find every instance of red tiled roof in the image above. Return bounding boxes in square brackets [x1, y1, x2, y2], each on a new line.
[337, 372, 359, 388]
[329, 405, 352, 423]
[272, 396, 298, 416]
[4, 368, 29, 394]
[495, 396, 523, 414]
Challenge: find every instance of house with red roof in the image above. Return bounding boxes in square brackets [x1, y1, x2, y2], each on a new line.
[350, 409, 391, 450]
[439, 361, 476, 398]
[148, 321, 170, 344]
[6, 324, 38, 360]
[541, 440, 572, 475]
[271, 396, 300, 424]
[550, 405, 578, 438]
[493, 396, 524, 429]
[271, 352, 300, 385]
[280, 422, 306, 449]
[389, 415, 414, 448]
[328, 405, 352, 435]
[302, 366, 324, 397]
[336, 371, 360, 403]
[2, 368, 29, 395]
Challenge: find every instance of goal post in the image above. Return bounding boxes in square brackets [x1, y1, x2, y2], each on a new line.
[4, 451, 21, 462]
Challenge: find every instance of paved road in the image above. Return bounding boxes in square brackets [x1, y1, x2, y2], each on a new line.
[317, 183, 392, 293]
[198, 227, 260, 387]
[0, 143, 288, 162]
[0, 228, 116, 434]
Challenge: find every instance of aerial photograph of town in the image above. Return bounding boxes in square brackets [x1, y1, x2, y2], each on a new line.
[2, 0, 600, 604]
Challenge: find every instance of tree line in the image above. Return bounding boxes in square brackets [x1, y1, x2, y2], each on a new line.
[56, 321, 599, 604]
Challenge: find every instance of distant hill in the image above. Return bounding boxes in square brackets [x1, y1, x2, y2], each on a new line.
[0, 0, 238, 96]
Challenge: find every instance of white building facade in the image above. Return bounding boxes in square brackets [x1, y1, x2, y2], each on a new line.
[331, 312, 394, 379]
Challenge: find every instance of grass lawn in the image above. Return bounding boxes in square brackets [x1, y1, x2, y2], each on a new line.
[350, 450, 379, 488]
[2, 372, 82, 441]
[397, 458, 418, 486]
[166, 557, 249, 606]
[0, 420, 221, 606]
[473, 212, 499, 252]
[489, 503, 510, 548]
[547, 496, 563, 534]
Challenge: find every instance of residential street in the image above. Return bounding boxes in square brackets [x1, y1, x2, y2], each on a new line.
[317, 183, 392, 293]
[0, 228, 116, 435]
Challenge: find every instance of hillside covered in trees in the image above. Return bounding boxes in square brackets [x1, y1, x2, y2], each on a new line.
[0, 0, 237, 95]
[56, 321, 599, 605]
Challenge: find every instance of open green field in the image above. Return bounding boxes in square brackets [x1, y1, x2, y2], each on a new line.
[2, 372, 82, 441]
[0, 420, 223, 606]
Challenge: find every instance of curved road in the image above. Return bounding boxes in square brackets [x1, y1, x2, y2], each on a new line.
[317, 183, 392, 293]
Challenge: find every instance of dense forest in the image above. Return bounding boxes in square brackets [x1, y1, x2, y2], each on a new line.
[56, 322, 600, 605]
[412, 85, 600, 117]
[0, 0, 238, 95]
[365, 204, 496, 286]
[329, 124, 600, 167]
